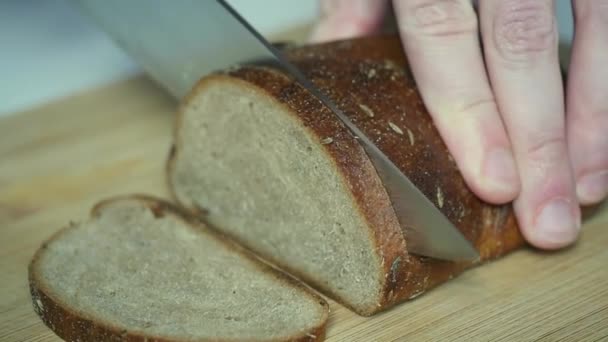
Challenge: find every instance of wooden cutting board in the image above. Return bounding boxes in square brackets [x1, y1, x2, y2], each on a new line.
[2, 69, 608, 342]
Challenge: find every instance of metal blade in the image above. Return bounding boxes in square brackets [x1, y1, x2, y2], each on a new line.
[69, 0, 479, 261]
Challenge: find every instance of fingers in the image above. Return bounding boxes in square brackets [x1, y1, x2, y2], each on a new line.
[310, 0, 585, 250]
[394, 0, 520, 204]
[480, 0, 580, 249]
[567, 0, 608, 205]
[309, 0, 388, 43]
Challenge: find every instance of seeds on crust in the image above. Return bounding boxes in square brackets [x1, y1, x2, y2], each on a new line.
[388, 122, 403, 135]
[35, 299, 44, 312]
[437, 187, 444, 208]
[406, 128, 415, 146]
[367, 68, 376, 79]
[320, 137, 333, 145]
[408, 291, 423, 299]
[358, 104, 375, 118]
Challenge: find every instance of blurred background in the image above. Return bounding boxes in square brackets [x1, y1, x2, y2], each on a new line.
[0, 0, 319, 117]
[0, 0, 575, 118]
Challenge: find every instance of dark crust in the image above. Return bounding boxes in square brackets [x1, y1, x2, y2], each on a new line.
[29, 195, 329, 342]
[167, 35, 528, 316]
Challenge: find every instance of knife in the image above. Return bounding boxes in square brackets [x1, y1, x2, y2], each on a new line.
[68, 0, 478, 261]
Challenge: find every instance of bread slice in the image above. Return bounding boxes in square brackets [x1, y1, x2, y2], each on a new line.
[167, 35, 527, 316]
[28, 195, 329, 342]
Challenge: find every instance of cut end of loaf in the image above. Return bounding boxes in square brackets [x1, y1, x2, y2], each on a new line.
[169, 75, 388, 314]
[29, 195, 328, 342]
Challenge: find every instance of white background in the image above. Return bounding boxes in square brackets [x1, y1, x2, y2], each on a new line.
[0, 0, 574, 118]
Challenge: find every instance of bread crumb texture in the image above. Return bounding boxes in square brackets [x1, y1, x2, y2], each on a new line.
[32, 199, 327, 341]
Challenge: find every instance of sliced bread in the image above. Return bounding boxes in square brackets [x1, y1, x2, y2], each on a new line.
[167, 35, 527, 316]
[28, 195, 329, 341]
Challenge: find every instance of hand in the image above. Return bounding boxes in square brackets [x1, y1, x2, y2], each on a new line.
[310, 0, 608, 250]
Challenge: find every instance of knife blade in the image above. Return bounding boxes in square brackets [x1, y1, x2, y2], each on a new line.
[68, 0, 479, 261]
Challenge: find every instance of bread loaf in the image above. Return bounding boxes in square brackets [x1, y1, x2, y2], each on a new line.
[28, 195, 329, 341]
[168, 35, 526, 316]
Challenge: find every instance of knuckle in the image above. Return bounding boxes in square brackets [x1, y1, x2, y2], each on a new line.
[574, 0, 608, 25]
[453, 96, 497, 118]
[319, 0, 348, 15]
[571, 113, 608, 155]
[399, 0, 478, 38]
[583, 106, 608, 123]
[436, 89, 498, 130]
[524, 133, 567, 164]
[492, 0, 557, 66]
[440, 86, 498, 116]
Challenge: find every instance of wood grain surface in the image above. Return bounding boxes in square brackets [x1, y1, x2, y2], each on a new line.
[1, 73, 607, 342]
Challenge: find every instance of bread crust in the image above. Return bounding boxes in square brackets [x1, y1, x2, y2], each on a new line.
[29, 194, 329, 342]
[168, 35, 526, 316]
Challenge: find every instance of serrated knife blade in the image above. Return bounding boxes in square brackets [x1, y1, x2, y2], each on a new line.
[69, 0, 479, 261]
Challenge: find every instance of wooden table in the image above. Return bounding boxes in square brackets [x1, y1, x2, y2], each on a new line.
[2, 62, 608, 342]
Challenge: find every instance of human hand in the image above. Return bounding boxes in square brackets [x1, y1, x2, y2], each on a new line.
[310, 0, 608, 250]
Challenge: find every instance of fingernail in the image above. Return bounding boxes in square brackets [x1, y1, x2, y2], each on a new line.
[483, 148, 519, 191]
[534, 198, 581, 247]
[577, 170, 608, 204]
